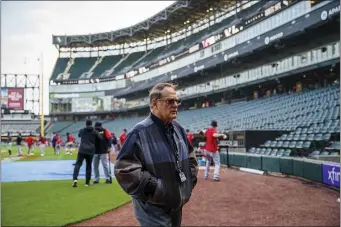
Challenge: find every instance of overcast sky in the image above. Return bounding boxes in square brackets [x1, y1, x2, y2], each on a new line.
[1, 1, 174, 115]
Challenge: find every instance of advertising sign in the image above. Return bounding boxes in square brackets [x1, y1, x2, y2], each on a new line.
[322, 163, 340, 188]
[1, 88, 8, 108]
[7, 88, 24, 110]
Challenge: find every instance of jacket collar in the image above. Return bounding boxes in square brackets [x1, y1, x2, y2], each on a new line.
[150, 112, 173, 133]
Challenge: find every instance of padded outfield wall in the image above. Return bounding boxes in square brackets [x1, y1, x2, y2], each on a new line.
[219, 151, 340, 189]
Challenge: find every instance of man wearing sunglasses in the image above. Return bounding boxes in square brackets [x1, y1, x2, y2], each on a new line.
[114, 82, 198, 227]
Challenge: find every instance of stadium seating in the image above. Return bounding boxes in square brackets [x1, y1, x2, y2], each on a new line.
[94, 55, 122, 77]
[2, 121, 40, 134]
[49, 84, 340, 157]
[68, 57, 97, 80]
[51, 1, 272, 80]
[51, 58, 69, 80]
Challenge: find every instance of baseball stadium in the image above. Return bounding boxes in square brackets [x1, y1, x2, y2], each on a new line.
[1, 0, 340, 226]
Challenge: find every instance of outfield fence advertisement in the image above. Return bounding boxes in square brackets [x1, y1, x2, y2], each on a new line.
[7, 88, 24, 110]
[322, 163, 340, 188]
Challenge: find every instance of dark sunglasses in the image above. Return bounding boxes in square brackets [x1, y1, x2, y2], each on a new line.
[158, 98, 182, 105]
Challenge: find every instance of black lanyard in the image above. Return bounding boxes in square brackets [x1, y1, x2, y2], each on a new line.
[165, 127, 182, 169]
[164, 126, 187, 183]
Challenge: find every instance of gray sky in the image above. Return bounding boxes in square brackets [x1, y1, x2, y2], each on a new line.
[1, 1, 174, 115]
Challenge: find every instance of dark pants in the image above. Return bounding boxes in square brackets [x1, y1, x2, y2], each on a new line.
[132, 199, 182, 227]
[73, 153, 93, 184]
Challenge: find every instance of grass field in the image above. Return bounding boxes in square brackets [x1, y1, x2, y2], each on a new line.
[1, 144, 131, 226]
[2, 179, 131, 226]
[1, 144, 77, 161]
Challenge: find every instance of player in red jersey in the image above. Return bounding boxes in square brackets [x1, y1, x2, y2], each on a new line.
[186, 129, 194, 146]
[39, 134, 47, 156]
[25, 134, 35, 156]
[204, 120, 227, 181]
[119, 129, 127, 147]
[56, 133, 62, 155]
[65, 132, 74, 155]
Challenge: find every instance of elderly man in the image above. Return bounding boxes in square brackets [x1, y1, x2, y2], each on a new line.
[114, 82, 198, 227]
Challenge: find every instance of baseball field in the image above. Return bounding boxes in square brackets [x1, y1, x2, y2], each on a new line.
[1, 144, 340, 226]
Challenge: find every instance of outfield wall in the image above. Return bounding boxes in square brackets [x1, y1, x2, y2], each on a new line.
[219, 152, 340, 189]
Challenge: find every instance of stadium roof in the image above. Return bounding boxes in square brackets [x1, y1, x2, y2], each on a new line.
[52, 0, 236, 48]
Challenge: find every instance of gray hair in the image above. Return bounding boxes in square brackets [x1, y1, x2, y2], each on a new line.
[149, 82, 177, 104]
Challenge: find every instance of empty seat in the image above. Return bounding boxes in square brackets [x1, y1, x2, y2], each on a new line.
[283, 149, 291, 156]
[270, 141, 277, 147]
[309, 150, 320, 157]
[264, 140, 271, 147]
[314, 133, 323, 141]
[295, 141, 304, 149]
[281, 134, 288, 140]
[260, 148, 266, 155]
[299, 134, 307, 140]
[289, 141, 296, 148]
[248, 147, 256, 153]
[320, 151, 330, 155]
[303, 141, 311, 149]
[330, 152, 340, 155]
[276, 141, 283, 148]
[283, 141, 290, 148]
[293, 134, 300, 141]
[322, 133, 331, 141]
[271, 149, 278, 156]
[287, 134, 294, 140]
[255, 148, 261, 154]
[277, 149, 285, 156]
[264, 148, 272, 155]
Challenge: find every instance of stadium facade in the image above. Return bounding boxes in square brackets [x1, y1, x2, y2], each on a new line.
[48, 0, 339, 158]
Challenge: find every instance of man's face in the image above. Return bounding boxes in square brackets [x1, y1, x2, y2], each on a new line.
[154, 87, 181, 122]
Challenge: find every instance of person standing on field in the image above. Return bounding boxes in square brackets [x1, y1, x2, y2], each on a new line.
[16, 133, 23, 156]
[72, 120, 103, 187]
[114, 83, 198, 227]
[186, 129, 194, 146]
[39, 134, 47, 156]
[204, 120, 227, 181]
[119, 129, 127, 147]
[6, 132, 12, 156]
[93, 122, 112, 184]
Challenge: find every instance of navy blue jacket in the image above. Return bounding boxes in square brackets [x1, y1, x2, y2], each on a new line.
[114, 113, 198, 211]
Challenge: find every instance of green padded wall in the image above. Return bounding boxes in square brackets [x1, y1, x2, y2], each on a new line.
[220, 152, 228, 165]
[293, 159, 304, 177]
[247, 155, 262, 170]
[233, 154, 247, 167]
[303, 161, 323, 183]
[262, 156, 280, 172]
[279, 157, 294, 175]
[228, 154, 235, 166]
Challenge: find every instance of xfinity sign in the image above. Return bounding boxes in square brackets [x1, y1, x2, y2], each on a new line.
[322, 163, 340, 188]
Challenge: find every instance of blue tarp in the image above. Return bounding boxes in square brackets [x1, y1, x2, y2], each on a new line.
[1, 160, 116, 182]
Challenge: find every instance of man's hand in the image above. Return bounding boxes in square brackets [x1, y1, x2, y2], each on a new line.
[222, 134, 227, 139]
